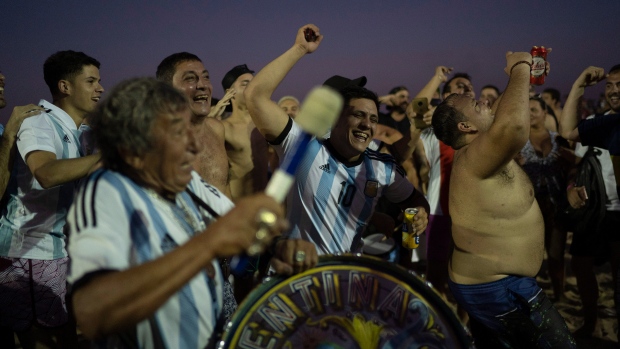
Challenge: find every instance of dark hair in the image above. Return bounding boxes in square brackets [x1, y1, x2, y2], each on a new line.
[530, 96, 547, 111]
[542, 88, 560, 102]
[432, 94, 467, 149]
[481, 85, 500, 95]
[90, 77, 188, 171]
[388, 85, 408, 95]
[156, 52, 202, 83]
[609, 64, 620, 75]
[339, 85, 380, 112]
[442, 73, 472, 95]
[43, 50, 100, 96]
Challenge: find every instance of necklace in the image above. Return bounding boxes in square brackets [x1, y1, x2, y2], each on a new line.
[143, 188, 205, 235]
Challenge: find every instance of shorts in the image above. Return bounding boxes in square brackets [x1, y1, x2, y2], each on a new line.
[569, 210, 620, 257]
[426, 214, 452, 262]
[0, 257, 69, 331]
[449, 275, 575, 348]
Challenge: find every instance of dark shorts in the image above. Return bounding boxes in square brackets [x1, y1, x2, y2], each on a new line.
[426, 214, 452, 262]
[449, 275, 575, 348]
[570, 210, 620, 257]
[0, 257, 69, 331]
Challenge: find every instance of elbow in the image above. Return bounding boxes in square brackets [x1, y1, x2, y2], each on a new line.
[73, 296, 107, 339]
[33, 172, 57, 189]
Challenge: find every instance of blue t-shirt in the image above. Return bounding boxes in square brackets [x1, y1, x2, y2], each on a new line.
[0, 123, 4, 136]
[578, 113, 620, 155]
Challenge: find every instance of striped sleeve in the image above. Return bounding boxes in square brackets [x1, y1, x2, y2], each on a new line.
[67, 170, 133, 284]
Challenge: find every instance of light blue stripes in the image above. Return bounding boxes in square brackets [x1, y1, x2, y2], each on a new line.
[311, 152, 341, 252]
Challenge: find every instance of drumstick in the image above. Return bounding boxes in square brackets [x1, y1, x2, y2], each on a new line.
[231, 86, 343, 275]
[265, 86, 343, 203]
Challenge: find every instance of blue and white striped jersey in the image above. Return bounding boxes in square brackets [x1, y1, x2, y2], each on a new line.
[274, 120, 414, 255]
[67, 170, 234, 349]
[0, 100, 83, 260]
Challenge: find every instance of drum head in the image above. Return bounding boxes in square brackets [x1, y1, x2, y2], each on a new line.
[218, 255, 472, 348]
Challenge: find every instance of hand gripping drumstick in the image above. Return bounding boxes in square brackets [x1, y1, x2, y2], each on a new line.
[230, 86, 343, 274]
[265, 86, 343, 203]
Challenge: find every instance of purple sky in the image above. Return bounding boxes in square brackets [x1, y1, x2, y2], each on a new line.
[1, 0, 618, 124]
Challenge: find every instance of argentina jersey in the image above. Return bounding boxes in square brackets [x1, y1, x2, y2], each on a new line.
[274, 120, 413, 255]
[68, 170, 232, 349]
[0, 100, 83, 260]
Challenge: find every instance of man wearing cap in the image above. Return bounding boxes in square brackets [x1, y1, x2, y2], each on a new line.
[220, 65, 270, 200]
[245, 24, 429, 257]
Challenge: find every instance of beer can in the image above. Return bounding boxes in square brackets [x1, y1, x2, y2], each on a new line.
[402, 208, 419, 249]
[530, 46, 548, 85]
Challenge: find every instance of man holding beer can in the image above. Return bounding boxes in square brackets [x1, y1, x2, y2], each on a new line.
[431, 50, 575, 348]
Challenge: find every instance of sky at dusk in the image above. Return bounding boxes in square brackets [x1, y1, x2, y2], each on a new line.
[1, 0, 618, 124]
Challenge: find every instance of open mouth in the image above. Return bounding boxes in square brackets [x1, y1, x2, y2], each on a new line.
[352, 131, 369, 142]
[193, 95, 209, 103]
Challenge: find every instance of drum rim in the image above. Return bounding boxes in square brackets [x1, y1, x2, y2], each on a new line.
[219, 254, 472, 348]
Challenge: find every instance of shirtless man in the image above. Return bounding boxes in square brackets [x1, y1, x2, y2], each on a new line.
[156, 53, 230, 197]
[432, 52, 575, 348]
[221, 65, 268, 199]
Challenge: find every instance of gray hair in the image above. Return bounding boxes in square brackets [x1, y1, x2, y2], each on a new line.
[90, 77, 188, 171]
[277, 95, 299, 106]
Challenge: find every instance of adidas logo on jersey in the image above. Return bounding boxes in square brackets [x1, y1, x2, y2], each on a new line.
[63, 135, 71, 143]
[319, 163, 330, 173]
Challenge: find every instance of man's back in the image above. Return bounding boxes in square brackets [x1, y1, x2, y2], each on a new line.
[449, 151, 544, 284]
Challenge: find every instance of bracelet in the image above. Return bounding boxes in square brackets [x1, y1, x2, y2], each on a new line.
[510, 60, 532, 75]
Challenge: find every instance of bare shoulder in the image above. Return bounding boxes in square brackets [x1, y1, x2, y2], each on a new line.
[203, 118, 225, 138]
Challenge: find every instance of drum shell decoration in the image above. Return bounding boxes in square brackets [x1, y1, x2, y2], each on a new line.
[218, 255, 472, 349]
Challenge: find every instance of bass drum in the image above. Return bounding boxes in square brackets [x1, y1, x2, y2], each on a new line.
[218, 255, 472, 349]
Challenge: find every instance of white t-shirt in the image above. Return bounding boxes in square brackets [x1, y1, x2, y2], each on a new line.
[0, 100, 83, 259]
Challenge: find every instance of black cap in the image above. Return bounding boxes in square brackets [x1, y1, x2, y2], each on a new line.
[323, 75, 367, 91]
[222, 64, 254, 90]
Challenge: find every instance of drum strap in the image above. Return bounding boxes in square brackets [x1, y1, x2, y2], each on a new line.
[186, 189, 221, 219]
[186, 189, 228, 347]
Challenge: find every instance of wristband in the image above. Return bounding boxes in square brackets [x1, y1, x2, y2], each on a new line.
[510, 60, 532, 75]
[567, 183, 576, 191]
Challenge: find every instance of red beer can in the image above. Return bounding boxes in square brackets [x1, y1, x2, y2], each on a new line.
[530, 46, 547, 85]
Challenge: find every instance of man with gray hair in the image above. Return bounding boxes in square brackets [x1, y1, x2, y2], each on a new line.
[277, 95, 300, 119]
[67, 77, 314, 348]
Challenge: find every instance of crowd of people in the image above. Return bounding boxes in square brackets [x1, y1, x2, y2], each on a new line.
[0, 23, 618, 348]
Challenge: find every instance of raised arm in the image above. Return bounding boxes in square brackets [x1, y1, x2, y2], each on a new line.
[559, 66, 606, 141]
[244, 24, 322, 142]
[0, 105, 45, 197]
[465, 51, 532, 178]
[411, 66, 452, 102]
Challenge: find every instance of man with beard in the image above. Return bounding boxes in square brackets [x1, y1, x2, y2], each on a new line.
[156, 53, 230, 198]
[560, 65, 620, 155]
[378, 86, 410, 136]
[0, 51, 104, 348]
[559, 65, 620, 337]
[244, 24, 429, 257]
